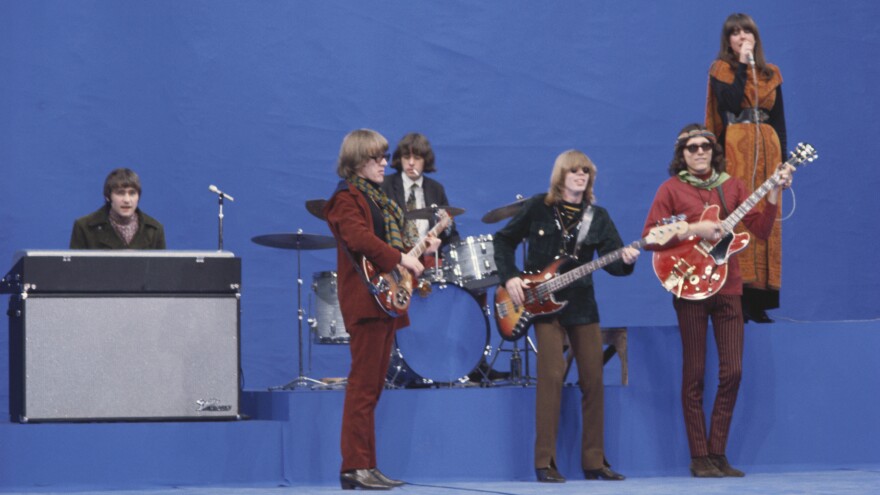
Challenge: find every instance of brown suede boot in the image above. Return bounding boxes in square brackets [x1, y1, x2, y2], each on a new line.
[689, 456, 724, 477]
[709, 454, 745, 477]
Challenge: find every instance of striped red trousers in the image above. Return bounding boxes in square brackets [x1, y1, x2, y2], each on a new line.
[672, 294, 744, 458]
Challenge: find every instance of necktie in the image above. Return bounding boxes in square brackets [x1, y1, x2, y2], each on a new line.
[405, 184, 420, 248]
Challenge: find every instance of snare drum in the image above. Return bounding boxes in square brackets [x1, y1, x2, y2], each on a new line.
[388, 282, 489, 387]
[310, 271, 350, 344]
[442, 235, 500, 291]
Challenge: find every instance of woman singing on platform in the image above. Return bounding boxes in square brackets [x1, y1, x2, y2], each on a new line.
[706, 13, 787, 323]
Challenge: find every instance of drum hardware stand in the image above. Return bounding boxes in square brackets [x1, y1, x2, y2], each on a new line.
[483, 241, 538, 386]
[485, 334, 537, 386]
[271, 229, 327, 391]
[385, 347, 408, 389]
[306, 301, 348, 390]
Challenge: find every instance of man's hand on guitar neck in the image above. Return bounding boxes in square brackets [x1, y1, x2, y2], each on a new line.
[399, 253, 425, 278]
[424, 235, 441, 255]
[768, 163, 795, 205]
[687, 220, 725, 242]
[399, 235, 441, 278]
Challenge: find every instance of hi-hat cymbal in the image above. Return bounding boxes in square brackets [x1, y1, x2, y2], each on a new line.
[405, 205, 465, 220]
[305, 199, 327, 220]
[252, 232, 336, 250]
[482, 198, 528, 224]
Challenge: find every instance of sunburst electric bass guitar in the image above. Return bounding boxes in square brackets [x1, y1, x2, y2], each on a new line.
[494, 220, 687, 341]
[361, 209, 451, 317]
[652, 142, 817, 300]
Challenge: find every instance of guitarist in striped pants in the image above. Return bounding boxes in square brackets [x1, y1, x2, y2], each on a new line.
[641, 124, 793, 478]
[324, 129, 440, 490]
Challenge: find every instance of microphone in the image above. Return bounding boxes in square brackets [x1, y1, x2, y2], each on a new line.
[209, 185, 235, 201]
[747, 52, 755, 67]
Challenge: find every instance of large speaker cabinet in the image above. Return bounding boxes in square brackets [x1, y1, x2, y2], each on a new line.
[4, 250, 241, 422]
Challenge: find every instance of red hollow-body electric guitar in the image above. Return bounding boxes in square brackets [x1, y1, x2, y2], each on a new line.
[494, 221, 687, 341]
[652, 143, 817, 300]
[361, 209, 451, 317]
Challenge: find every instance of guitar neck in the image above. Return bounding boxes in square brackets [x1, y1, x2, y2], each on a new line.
[720, 156, 796, 232]
[406, 219, 447, 258]
[542, 238, 644, 293]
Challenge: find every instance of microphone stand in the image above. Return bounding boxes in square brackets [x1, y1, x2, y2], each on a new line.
[210, 185, 234, 251]
[216, 192, 225, 251]
[749, 56, 761, 192]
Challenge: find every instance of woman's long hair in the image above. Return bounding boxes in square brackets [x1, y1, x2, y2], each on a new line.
[716, 13, 775, 79]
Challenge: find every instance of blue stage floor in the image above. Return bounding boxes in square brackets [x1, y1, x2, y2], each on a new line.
[3, 322, 879, 492]
[5, 469, 880, 495]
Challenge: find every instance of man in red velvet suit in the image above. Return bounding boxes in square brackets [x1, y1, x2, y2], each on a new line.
[324, 129, 440, 490]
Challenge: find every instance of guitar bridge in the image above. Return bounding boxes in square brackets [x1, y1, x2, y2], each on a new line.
[662, 257, 695, 296]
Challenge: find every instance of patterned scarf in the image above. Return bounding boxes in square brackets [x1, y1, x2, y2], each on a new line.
[348, 175, 406, 251]
[677, 169, 730, 190]
[109, 208, 139, 246]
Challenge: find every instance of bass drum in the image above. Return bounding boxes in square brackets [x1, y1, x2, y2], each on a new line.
[310, 271, 350, 344]
[388, 282, 489, 387]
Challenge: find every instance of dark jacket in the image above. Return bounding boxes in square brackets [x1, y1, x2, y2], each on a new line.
[69, 204, 166, 249]
[493, 193, 633, 325]
[381, 172, 460, 245]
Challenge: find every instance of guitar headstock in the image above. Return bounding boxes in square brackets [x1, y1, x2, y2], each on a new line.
[646, 219, 688, 246]
[786, 142, 818, 169]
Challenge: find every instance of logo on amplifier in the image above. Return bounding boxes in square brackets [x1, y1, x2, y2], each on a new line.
[195, 398, 233, 412]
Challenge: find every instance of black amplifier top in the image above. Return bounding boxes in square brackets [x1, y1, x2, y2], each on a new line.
[1, 250, 241, 294]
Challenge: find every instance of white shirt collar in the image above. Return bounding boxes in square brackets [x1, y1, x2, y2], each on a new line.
[401, 174, 423, 190]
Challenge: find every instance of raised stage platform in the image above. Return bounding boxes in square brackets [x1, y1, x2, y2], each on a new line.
[2, 321, 879, 491]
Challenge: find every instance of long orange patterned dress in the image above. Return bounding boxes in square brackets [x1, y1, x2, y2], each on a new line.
[706, 60, 786, 310]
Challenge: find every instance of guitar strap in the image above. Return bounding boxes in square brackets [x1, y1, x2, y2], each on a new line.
[575, 205, 595, 247]
[339, 242, 381, 296]
[714, 185, 732, 218]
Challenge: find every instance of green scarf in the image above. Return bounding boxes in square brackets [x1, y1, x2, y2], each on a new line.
[677, 169, 730, 190]
[348, 175, 406, 251]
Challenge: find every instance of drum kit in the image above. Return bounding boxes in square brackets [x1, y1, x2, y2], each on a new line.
[254, 196, 535, 389]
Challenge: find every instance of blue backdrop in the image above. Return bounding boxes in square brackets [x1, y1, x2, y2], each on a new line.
[2, 0, 878, 390]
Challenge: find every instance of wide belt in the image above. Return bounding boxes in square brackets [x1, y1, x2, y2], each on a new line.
[726, 108, 769, 124]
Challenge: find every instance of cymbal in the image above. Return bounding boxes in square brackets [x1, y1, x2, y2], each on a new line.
[305, 199, 327, 220]
[405, 205, 465, 220]
[481, 198, 527, 224]
[252, 232, 336, 250]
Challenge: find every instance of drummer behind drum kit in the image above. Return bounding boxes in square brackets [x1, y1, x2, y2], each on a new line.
[255, 196, 534, 389]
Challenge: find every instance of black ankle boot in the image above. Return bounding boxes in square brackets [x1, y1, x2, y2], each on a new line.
[370, 468, 404, 487]
[340, 469, 390, 490]
[535, 466, 566, 483]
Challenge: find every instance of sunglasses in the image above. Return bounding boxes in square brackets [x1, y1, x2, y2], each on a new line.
[568, 166, 591, 174]
[684, 143, 713, 153]
[369, 153, 391, 163]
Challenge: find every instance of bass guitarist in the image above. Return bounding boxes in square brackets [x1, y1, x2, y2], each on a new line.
[493, 149, 638, 483]
[641, 124, 793, 478]
[324, 129, 440, 490]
